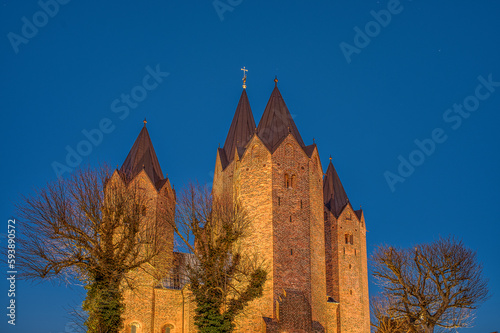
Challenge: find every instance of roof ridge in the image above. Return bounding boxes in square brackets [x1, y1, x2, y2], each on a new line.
[222, 89, 256, 165]
[256, 85, 305, 153]
[120, 126, 164, 187]
[323, 160, 350, 217]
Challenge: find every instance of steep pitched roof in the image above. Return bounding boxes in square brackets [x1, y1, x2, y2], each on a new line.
[324, 159, 350, 217]
[257, 82, 305, 152]
[354, 209, 363, 221]
[303, 144, 317, 158]
[120, 124, 164, 186]
[222, 89, 256, 166]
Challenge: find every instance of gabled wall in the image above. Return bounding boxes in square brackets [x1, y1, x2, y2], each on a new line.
[325, 203, 369, 333]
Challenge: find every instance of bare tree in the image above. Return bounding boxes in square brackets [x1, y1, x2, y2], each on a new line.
[371, 237, 489, 333]
[17, 165, 170, 333]
[371, 296, 410, 333]
[171, 183, 267, 333]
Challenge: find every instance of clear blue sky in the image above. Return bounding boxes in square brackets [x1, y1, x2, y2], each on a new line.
[1, 0, 499, 332]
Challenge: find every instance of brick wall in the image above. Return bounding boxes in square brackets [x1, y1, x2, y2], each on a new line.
[327, 204, 369, 333]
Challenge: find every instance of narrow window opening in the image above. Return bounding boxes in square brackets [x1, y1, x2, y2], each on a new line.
[345, 234, 349, 244]
[162, 325, 174, 333]
[300, 200, 303, 209]
[278, 197, 280, 206]
[290, 249, 293, 255]
[290, 216, 292, 222]
[354, 249, 357, 256]
[349, 264, 352, 269]
[350, 290, 352, 295]
[285, 174, 290, 188]
[350, 235, 354, 245]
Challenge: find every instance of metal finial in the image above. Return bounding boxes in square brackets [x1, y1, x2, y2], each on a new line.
[241, 67, 248, 89]
[143, 118, 147, 126]
[329, 155, 332, 161]
[313, 137, 315, 143]
[274, 75, 278, 87]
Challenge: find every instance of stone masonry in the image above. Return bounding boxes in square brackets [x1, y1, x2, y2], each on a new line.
[120, 81, 370, 333]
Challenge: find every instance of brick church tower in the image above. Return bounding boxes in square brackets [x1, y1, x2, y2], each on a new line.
[113, 123, 186, 333]
[212, 78, 369, 332]
[324, 160, 370, 333]
[120, 80, 370, 333]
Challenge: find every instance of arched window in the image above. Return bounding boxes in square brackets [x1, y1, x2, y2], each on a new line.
[284, 174, 296, 188]
[285, 143, 294, 159]
[162, 324, 174, 333]
[251, 144, 260, 159]
[130, 322, 141, 333]
[285, 174, 290, 188]
[345, 234, 354, 245]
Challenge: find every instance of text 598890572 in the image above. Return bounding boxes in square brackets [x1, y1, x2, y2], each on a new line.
[7, 219, 17, 325]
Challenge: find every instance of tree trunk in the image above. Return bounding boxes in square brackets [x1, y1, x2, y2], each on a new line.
[83, 274, 124, 333]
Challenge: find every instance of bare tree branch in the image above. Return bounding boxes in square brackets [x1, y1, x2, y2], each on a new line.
[16, 165, 171, 333]
[371, 236, 489, 333]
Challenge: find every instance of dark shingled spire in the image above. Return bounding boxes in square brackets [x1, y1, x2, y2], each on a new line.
[222, 89, 256, 166]
[324, 159, 350, 217]
[257, 83, 305, 152]
[120, 124, 164, 186]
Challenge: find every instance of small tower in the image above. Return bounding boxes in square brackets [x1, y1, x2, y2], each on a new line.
[117, 122, 176, 333]
[324, 158, 369, 333]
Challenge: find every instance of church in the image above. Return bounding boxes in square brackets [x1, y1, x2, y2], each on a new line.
[117, 76, 370, 333]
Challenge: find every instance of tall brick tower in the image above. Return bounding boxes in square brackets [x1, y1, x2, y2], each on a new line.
[115, 122, 177, 333]
[213, 79, 328, 332]
[324, 159, 370, 333]
[119, 79, 370, 333]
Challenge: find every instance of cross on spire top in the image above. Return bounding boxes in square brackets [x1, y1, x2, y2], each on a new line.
[241, 67, 248, 89]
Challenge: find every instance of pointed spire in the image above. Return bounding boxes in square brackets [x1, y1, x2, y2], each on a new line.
[324, 158, 350, 217]
[257, 79, 305, 152]
[120, 123, 164, 186]
[222, 89, 256, 166]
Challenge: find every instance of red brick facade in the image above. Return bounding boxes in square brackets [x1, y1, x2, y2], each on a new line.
[120, 85, 370, 333]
